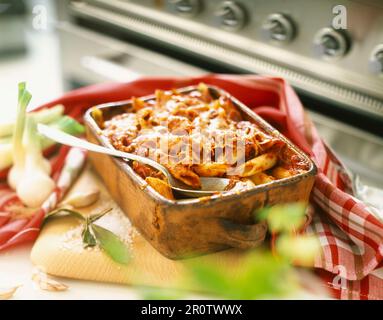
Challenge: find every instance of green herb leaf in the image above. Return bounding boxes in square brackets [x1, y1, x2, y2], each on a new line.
[276, 234, 320, 266]
[91, 224, 130, 265]
[186, 262, 231, 294]
[43, 208, 130, 264]
[45, 208, 85, 223]
[185, 251, 296, 299]
[89, 208, 113, 223]
[139, 287, 184, 300]
[257, 203, 307, 233]
[82, 219, 97, 248]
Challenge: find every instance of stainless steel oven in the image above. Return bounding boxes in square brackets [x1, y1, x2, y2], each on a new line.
[55, 0, 383, 196]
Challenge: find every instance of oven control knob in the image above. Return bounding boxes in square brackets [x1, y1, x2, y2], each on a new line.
[261, 13, 296, 43]
[313, 27, 350, 59]
[214, 1, 246, 31]
[168, 0, 201, 17]
[369, 45, 383, 75]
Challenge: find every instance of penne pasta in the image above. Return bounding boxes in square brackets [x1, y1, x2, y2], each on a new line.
[167, 164, 201, 188]
[193, 163, 229, 177]
[249, 172, 275, 185]
[132, 97, 145, 111]
[271, 166, 294, 179]
[235, 153, 278, 177]
[145, 177, 174, 200]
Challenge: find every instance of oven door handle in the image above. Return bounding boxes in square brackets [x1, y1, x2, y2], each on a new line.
[80, 55, 142, 82]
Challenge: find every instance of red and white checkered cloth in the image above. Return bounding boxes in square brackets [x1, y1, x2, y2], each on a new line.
[0, 75, 382, 299]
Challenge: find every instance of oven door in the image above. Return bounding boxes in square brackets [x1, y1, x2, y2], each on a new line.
[57, 22, 205, 87]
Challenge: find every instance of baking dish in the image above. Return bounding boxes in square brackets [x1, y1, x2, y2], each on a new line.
[84, 85, 317, 259]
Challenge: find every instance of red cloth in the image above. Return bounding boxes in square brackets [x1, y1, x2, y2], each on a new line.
[0, 75, 382, 299]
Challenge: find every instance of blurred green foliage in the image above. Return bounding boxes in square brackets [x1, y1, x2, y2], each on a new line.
[140, 202, 321, 300]
[258, 202, 307, 232]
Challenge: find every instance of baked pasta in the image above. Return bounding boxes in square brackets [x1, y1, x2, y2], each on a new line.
[101, 83, 309, 198]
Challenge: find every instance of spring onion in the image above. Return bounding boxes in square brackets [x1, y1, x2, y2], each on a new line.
[7, 83, 31, 189]
[16, 115, 55, 207]
[0, 116, 85, 171]
[43, 115, 85, 146]
[0, 104, 64, 138]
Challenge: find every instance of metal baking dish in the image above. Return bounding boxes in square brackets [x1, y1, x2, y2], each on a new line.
[84, 85, 317, 259]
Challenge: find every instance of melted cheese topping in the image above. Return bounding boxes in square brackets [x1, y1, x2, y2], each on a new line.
[102, 84, 308, 190]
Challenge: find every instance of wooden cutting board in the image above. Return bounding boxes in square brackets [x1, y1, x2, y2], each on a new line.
[30, 166, 248, 290]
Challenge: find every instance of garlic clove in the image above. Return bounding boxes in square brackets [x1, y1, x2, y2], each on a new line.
[32, 268, 68, 292]
[63, 189, 100, 208]
[0, 285, 21, 300]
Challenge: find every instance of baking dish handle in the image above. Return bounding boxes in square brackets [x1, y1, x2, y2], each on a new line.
[212, 219, 268, 250]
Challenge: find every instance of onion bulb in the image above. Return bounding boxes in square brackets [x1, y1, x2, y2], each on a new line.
[16, 116, 55, 208]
